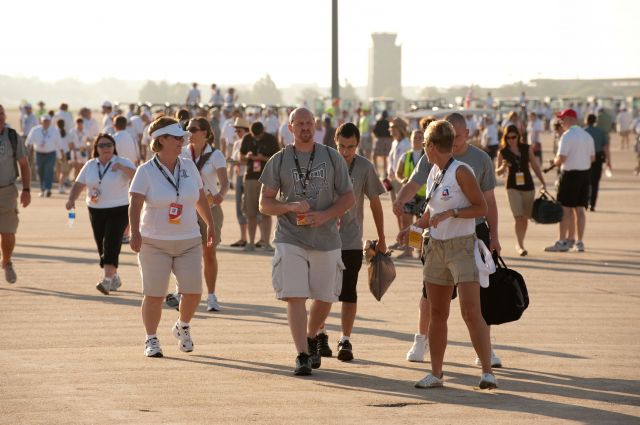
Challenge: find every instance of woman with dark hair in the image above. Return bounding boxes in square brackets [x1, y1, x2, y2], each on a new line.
[181, 117, 229, 311]
[129, 117, 214, 357]
[65, 133, 136, 294]
[496, 124, 546, 256]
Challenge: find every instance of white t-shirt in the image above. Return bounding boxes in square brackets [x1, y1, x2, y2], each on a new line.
[263, 115, 279, 135]
[54, 111, 74, 135]
[129, 157, 203, 240]
[83, 118, 100, 140]
[180, 144, 227, 197]
[616, 111, 632, 132]
[279, 122, 293, 146]
[558, 125, 595, 171]
[221, 118, 236, 149]
[313, 128, 325, 144]
[387, 138, 410, 177]
[76, 156, 135, 208]
[69, 128, 89, 163]
[128, 115, 145, 142]
[114, 130, 139, 164]
[426, 160, 475, 240]
[102, 112, 115, 133]
[26, 125, 63, 153]
[527, 118, 544, 144]
[186, 88, 201, 105]
[231, 138, 246, 176]
[57, 133, 72, 158]
[481, 124, 498, 147]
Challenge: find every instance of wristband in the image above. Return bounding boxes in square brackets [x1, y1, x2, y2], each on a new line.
[22, 188, 30, 192]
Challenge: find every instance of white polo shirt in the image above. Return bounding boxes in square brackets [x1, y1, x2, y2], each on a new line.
[83, 118, 100, 140]
[558, 125, 595, 171]
[180, 144, 227, 197]
[130, 157, 203, 240]
[26, 125, 63, 153]
[114, 130, 139, 164]
[76, 156, 135, 208]
[279, 122, 293, 146]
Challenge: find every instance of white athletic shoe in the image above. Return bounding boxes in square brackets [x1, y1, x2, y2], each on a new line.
[406, 334, 429, 362]
[475, 350, 502, 368]
[207, 294, 221, 312]
[144, 337, 163, 358]
[110, 275, 122, 291]
[479, 373, 498, 389]
[415, 373, 444, 388]
[172, 322, 194, 352]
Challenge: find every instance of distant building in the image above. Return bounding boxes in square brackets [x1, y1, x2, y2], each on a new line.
[368, 33, 402, 100]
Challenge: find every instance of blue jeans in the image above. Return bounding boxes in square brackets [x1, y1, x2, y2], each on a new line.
[36, 151, 57, 191]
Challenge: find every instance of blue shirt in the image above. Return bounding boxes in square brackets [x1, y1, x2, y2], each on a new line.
[584, 125, 608, 153]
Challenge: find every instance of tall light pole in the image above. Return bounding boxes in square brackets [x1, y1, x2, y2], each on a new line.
[331, 0, 340, 112]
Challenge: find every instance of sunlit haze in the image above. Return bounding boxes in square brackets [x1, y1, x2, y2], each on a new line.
[3, 0, 639, 88]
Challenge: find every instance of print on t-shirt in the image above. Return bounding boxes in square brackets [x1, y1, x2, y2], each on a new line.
[290, 161, 329, 200]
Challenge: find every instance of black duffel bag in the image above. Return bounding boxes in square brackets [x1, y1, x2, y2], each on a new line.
[480, 256, 529, 325]
[531, 189, 563, 224]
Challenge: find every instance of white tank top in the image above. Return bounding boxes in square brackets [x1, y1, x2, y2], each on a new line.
[426, 159, 475, 240]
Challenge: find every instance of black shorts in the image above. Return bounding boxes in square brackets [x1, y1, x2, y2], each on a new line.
[403, 196, 426, 217]
[421, 222, 491, 299]
[339, 250, 363, 303]
[486, 145, 499, 160]
[557, 170, 590, 208]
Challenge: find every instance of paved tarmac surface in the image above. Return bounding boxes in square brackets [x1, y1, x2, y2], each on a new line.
[1, 134, 639, 424]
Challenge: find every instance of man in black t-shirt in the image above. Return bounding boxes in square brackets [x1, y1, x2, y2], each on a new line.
[240, 121, 280, 251]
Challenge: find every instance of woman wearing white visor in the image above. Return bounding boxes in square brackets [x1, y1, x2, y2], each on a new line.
[129, 117, 215, 357]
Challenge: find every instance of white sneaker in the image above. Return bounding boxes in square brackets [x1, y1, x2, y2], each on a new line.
[95, 277, 112, 295]
[110, 275, 122, 291]
[207, 294, 221, 311]
[479, 373, 498, 389]
[544, 240, 569, 252]
[172, 322, 194, 352]
[415, 373, 444, 388]
[475, 350, 502, 368]
[406, 334, 429, 362]
[572, 241, 585, 252]
[144, 337, 163, 357]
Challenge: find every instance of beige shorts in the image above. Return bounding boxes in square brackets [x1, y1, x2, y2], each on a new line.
[138, 237, 203, 297]
[423, 234, 479, 286]
[0, 185, 19, 234]
[242, 178, 261, 218]
[272, 243, 344, 302]
[507, 188, 535, 218]
[198, 204, 223, 245]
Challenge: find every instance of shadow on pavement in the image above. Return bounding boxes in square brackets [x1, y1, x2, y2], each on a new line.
[165, 354, 640, 424]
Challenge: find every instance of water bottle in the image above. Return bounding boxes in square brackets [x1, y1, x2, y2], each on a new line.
[68, 209, 76, 228]
[605, 166, 613, 178]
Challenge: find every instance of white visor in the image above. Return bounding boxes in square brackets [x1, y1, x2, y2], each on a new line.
[151, 123, 188, 139]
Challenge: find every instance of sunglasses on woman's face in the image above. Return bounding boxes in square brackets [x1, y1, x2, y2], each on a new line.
[187, 127, 201, 133]
[506, 135, 518, 140]
[97, 143, 114, 148]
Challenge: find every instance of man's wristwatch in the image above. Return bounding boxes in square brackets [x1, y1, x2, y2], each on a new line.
[452, 208, 459, 218]
[22, 188, 30, 192]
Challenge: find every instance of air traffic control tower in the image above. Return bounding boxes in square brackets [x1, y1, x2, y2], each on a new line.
[368, 33, 402, 99]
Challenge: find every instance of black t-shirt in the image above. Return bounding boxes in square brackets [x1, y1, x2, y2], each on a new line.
[373, 119, 390, 138]
[501, 143, 534, 191]
[240, 132, 280, 179]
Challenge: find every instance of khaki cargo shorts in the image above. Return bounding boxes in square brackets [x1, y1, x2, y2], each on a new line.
[423, 233, 479, 286]
[271, 243, 345, 302]
[0, 185, 19, 234]
[198, 204, 223, 246]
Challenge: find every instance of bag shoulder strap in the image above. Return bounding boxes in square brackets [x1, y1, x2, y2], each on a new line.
[7, 128, 19, 175]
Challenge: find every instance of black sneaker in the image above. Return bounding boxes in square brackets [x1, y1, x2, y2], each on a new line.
[317, 333, 333, 357]
[307, 337, 321, 369]
[337, 339, 354, 362]
[294, 353, 312, 376]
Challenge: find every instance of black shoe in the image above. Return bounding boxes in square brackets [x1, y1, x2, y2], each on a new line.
[165, 293, 180, 310]
[307, 337, 321, 369]
[337, 339, 354, 362]
[294, 353, 312, 376]
[317, 332, 333, 357]
[45, 190, 52, 198]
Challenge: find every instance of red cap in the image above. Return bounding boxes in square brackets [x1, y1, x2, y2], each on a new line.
[556, 108, 577, 119]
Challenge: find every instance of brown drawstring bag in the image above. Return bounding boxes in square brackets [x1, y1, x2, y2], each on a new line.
[364, 240, 397, 301]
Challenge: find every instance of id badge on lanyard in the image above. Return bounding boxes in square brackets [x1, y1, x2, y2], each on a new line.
[515, 172, 525, 186]
[169, 203, 183, 224]
[153, 157, 184, 224]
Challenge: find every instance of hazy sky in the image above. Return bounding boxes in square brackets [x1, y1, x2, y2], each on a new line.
[3, 0, 639, 88]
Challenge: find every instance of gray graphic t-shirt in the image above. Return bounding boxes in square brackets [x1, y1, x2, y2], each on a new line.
[339, 155, 385, 250]
[260, 144, 353, 251]
[409, 144, 495, 224]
